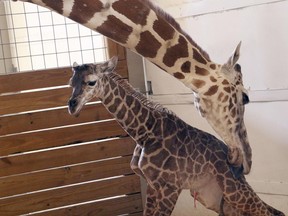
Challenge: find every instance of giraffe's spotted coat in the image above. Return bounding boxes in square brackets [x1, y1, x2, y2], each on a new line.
[193, 48, 207, 65]
[97, 15, 133, 44]
[70, 0, 103, 24]
[173, 72, 185, 80]
[153, 15, 175, 41]
[112, 0, 150, 26]
[163, 36, 189, 67]
[42, 0, 63, 14]
[181, 61, 191, 73]
[135, 31, 161, 58]
[192, 79, 206, 88]
[195, 66, 209, 76]
[210, 76, 217, 82]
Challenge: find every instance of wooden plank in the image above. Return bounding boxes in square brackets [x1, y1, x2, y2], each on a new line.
[0, 61, 128, 94]
[0, 67, 71, 95]
[0, 120, 127, 157]
[0, 174, 141, 216]
[0, 87, 73, 116]
[35, 193, 143, 216]
[106, 38, 126, 60]
[0, 103, 112, 136]
[116, 58, 129, 76]
[0, 137, 135, 177]
[0, 156, 134, 198]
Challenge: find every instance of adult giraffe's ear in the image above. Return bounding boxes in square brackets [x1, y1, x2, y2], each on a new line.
[226, 41, 241, 67]
[101, 56, 118, 73]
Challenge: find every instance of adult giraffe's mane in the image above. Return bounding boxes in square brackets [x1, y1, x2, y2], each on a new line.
[106, 72, 175, 116]
[143, 0, 211, 61]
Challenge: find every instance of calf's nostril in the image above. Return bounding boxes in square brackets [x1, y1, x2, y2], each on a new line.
[69, 99, 77, 107]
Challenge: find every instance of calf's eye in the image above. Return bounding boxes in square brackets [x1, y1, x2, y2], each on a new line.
[87, 81, 96, 86]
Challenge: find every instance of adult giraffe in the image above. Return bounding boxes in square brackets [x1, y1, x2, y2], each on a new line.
[9, 0, 251, 173]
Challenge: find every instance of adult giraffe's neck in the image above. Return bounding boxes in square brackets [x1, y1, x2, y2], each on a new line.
[99, 73, 163, 145]
[22, 0, 219, 93]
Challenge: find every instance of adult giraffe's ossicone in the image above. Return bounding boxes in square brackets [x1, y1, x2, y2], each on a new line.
[10, 0, 252, 173]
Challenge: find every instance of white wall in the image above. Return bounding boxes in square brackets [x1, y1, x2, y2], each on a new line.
[144, 0, 288, 214]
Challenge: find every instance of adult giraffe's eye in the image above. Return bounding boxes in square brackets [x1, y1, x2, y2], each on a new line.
[234, 63, 241, 73]
[87, 81, 96, 86]
[242, 93, 249, 105]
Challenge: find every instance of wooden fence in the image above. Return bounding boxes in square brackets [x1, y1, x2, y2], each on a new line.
[0, 45, 143, 215]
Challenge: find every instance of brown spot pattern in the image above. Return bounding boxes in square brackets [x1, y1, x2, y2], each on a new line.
[104, 93, 113, 104]
[124, 111, 134, 126]
[204, 85, 219, 96]
[108, 98, 121, 113]
[150, 149, 169, 167]
[210, 64, 216, 70]
[97, 15, 133, 44]
[70, 0, 103, 24]
[228, 98, 234, 110]
[233, 93, 237, 104]
[135, 31, 161, 58]
[112, 0, 150, 26]
[153, 15, 175, 41]
[126, 95, 133, 107]
[117, 104, 127, 120]
[163, 36, 189, 67]
[218, 92, 224, 101]
[231, 107, 236, 118]
[192, 79, 206, 88]
[42, 0, 63, 14]
[173, 72, 185, 79]
[222, 79, 229, 85]
[210, 76, 217, 82]
[224, 87, 231, 93]
[193, 48, 207, 65]
[222, 95, 229, 103]
[195, 66, 209, 76]
[132, 100, 141, 115]
[181, 61, 191, 73]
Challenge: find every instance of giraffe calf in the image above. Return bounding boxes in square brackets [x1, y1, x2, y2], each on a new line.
[68, 57, 284, 216]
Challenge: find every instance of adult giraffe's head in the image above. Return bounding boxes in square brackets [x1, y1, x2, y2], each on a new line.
[192, 42, 251, 174]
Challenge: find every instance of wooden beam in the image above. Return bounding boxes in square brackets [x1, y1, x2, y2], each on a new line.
[0, 87, 72, 115]
[0, 67, 71, 95]
[0, 137, 135, 177]
[106, 38, 126, 60]
[0, 120, 127, 157]
[0, 103, 112, 136]
[34, 193, 143, 216]
[0, 156, 134, 198]
[0, 175, 141, 216]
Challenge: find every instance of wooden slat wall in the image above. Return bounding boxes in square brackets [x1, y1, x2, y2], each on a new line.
[0, 42, 143, 216]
